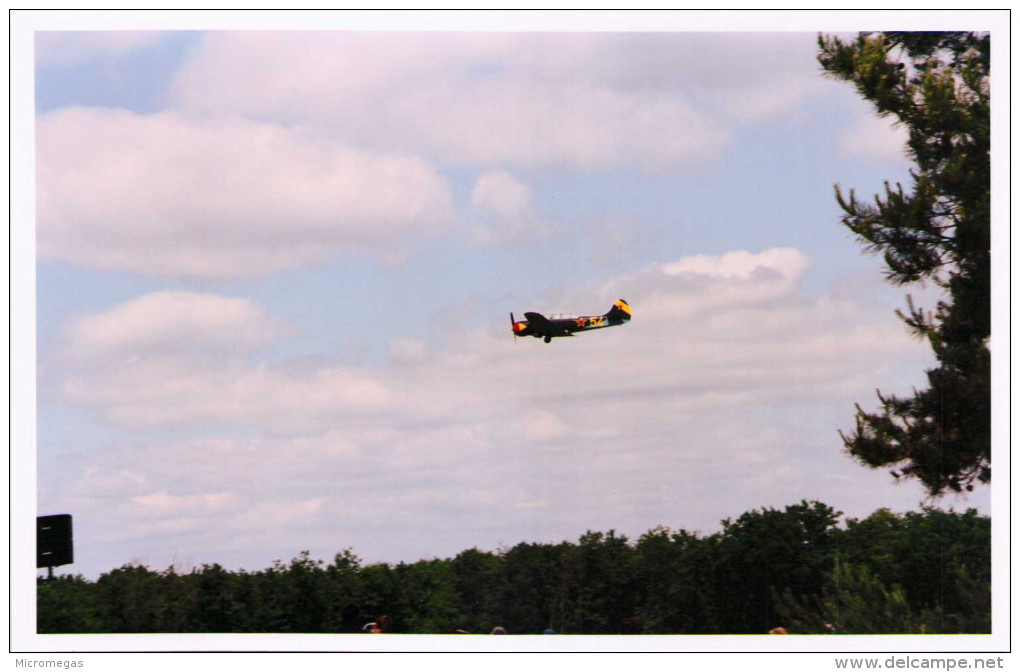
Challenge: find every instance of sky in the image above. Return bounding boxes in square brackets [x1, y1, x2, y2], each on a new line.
[22, 15, 1002, 588]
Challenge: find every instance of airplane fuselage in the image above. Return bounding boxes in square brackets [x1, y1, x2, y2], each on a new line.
[512, 299, 631, 343]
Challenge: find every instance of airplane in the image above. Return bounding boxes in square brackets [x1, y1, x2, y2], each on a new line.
[511, 299, 631, 343]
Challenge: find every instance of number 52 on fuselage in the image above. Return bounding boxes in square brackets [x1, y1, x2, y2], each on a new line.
[511, 299, 631, 343]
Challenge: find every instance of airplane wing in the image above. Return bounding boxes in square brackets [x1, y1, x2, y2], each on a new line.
[523, 312, 571, 338]
[523, 311, 550, 326]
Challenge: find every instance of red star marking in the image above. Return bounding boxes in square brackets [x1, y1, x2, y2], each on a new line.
[576, 318, 587, 327]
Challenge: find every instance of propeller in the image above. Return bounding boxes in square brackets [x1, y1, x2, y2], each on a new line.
[510, 311, 517, 342]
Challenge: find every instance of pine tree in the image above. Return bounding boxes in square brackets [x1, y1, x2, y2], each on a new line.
[774, 561, 919, 634]
[817, 32, 991, 495]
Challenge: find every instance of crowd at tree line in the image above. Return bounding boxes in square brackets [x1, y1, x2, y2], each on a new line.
[37, 502, 989, 635]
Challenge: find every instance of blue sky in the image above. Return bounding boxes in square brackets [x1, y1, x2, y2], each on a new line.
[27, 22, 996, 591]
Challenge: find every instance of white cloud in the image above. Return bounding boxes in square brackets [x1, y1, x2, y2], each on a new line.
[166, 32, 829, 172]
[44, 248, 947, 575]
[65, 291, 288, 361]
[74, 467, 149, 497]
[35, 31, 165, 67]
[519, 410, 569, 441]
[57, 290, 394, 429]
[61, 359, 395, 431]
[387, 337, 429, 365]
[131, 491, 240, 517]
[473, 171, 532, 222]
[470, 170, 551, 244]
[245, 499, 325, 526]
[37, 107, 456, 279]
[602, 248, 812, 324]
[660, 247, 810, 282]
[55, 249, 925, 434]
[837, 112, 910, 163]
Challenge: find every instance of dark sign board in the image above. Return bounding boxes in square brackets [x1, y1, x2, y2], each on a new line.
[37, 514, 73, 569]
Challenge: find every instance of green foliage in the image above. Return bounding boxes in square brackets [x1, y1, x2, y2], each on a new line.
[36, 504, 990, 635]
[36, 574, 102, 633]
[450, 548, 501, 633]
[775, 561, 922, 633]
[93, 564, 164, 632]
[712, 501, 842, 634]
[775, 559, 990, 634]
[840, 507, 990, 617]
[493, 541, 568, 634]
[398, 558, 461, 633]
[818, 31, 991, 496]
[324, 549, 364, 632]
[632, 526, 717, 633]
[562, 530, 636, 634]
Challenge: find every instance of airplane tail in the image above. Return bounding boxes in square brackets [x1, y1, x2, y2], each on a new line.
[605, 299, 632, 324]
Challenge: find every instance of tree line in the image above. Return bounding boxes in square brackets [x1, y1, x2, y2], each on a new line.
[37, 502, 989, 635]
